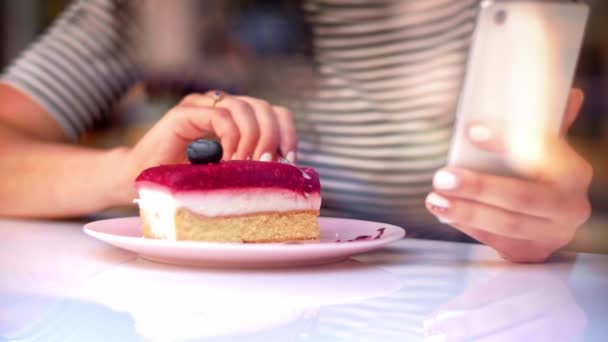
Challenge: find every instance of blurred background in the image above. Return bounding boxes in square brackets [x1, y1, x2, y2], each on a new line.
[1, 0, 606, 253]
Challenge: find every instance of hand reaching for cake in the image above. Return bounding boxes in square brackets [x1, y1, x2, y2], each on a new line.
[133, 91, 296, 162]
[119, 91, 297, 203]
[425, 89, 592, 263]
[0, 86, 299, 218]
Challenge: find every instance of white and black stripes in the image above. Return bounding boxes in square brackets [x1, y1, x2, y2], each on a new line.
[297, 0, 477, 235]
[0, 0, 138, 140]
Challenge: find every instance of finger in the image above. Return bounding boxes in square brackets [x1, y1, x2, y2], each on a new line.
[236, 96, 281, 161]
[162, 106, 239, 161]
[541, 138, 594, 191]
[463, 121, 592, 182]
[464, 91, 590, 182]
[208, 109, 240, 160]
[272, 105, 298, 162]
[215, 97, 260, 160]
[464, 121, 505, 153]
[465, 89, 585, 154]
[431, 167, 588, 224]
[182, 93, 260, 159]
[441, 129, 593, 212]
[560, 88, 585, 135]
[425, 192, 574, 244]
[464, 119, 556, 179]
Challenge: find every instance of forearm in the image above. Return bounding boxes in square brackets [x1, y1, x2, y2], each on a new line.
[0, 130, 133, 218]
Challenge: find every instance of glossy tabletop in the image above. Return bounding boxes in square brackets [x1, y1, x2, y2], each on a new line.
[1, 218, 607, 342]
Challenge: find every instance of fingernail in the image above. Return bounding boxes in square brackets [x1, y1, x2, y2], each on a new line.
[260, 152, 272, 162]
[286, 151, 296, 163]
[231, 153, 238, 161]
[433, 170, 458, 190]
[469, 124, 492, 142]
[438, 217, 452, 224]
[427, 193, 450, 211]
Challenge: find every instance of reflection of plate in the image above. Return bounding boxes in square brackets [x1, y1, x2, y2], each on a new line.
[73, 259, 403, 341]
[83, 217, 405, 268]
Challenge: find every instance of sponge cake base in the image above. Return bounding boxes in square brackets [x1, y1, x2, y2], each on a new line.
[141, 208, 320, 243]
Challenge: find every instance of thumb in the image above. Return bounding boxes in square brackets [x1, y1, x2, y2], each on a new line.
[560, 88, 585, 135]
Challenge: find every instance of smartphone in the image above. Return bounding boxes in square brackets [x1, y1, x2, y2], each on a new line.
[447, 0, 589, 177]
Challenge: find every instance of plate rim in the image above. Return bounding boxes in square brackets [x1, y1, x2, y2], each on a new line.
[83, 216, 406, 250]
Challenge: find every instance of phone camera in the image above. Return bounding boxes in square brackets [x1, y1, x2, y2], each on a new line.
[494, 10, 507, 25]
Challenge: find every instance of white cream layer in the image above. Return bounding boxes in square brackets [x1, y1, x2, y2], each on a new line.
[136, 186, 321, 240]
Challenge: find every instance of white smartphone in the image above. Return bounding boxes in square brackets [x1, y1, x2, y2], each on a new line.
[447, 0, 589, 177]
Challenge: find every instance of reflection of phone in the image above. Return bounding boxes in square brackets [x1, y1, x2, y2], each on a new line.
[447, 0, 589, 177]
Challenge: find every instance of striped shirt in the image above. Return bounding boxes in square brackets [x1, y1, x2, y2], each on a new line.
[297, 0, 477, 238]
[1, 0, 478, 240]
[1, 0, 139, 139]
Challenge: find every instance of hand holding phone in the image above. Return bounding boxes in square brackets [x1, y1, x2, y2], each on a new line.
[447, 0, 589, 177]
[427, 1, 593, 264]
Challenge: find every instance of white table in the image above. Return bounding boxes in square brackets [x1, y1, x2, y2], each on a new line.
[1, 218, 607, 342]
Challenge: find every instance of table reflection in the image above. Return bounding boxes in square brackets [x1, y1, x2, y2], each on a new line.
[0, 242, 595, 342]
[307, 245, 587, 341]
[423, 267, 586, 342]
[73, 258, 402, 341]
[1, 293, 137, 341]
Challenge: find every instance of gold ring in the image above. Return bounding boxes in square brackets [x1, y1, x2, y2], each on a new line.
[210, 90, 225, 108]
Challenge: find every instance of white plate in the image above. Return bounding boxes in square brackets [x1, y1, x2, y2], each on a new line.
[83, 217, 405, 268]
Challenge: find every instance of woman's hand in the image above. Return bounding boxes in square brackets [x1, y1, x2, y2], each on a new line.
[118, 91, 297, 203]
[426, 89, 592, 263]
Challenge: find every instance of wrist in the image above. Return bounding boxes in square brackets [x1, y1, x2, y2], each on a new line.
[103, 146, 136, 207]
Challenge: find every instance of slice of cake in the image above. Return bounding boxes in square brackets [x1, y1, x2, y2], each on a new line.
[134, 161, 321, 243]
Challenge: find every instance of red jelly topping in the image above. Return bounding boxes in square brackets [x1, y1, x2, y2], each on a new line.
[135, 161, 320, 194]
